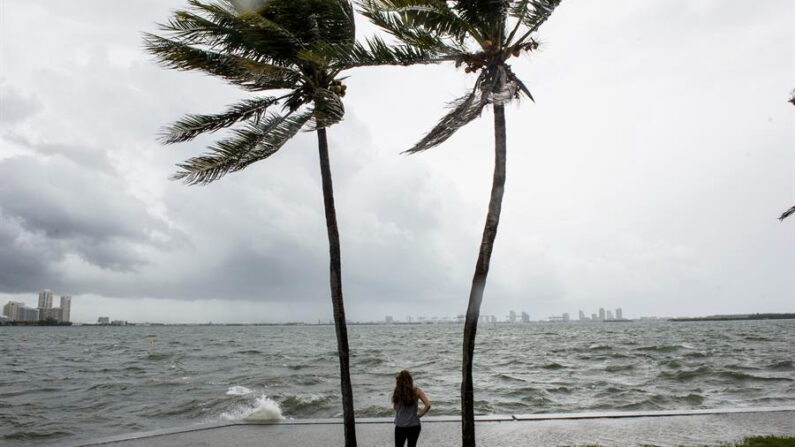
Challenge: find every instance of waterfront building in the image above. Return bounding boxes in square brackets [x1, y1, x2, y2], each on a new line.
[563, 313, 570, 322]
[3, 301, 23, 320]
[508, 310, 517, 323]
[385, 316, 393, 324]
[38, 290, 54, 310]
[491, 315, 497, 323]
[591, 313, 598, 321]
[578, 310, 587, 321]
[98, 316, 110, 325]
[606, 310, 614, 320]
[40, 307, 63, 322]
[599, 308, 606, 322]
[21, 307, 39, 321]
[521, 311, 530, 323]
[3, 301, 39, 322]
[616, 308, 623, 320]
[60, 296, 71, 323]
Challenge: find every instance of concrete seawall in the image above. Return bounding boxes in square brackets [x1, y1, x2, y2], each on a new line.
[68, 407, 795, 447]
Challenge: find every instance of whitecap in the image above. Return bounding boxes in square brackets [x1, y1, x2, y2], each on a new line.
[226, 385, 253, 396]
[220, 394, 284, 422]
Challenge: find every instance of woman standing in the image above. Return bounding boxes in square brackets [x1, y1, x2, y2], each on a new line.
[392, 370, 431, 447]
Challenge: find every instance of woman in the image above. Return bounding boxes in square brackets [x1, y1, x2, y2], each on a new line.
[392, 370, 431, 447]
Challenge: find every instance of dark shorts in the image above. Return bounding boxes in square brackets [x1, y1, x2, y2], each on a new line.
[395, 424, 421, 447]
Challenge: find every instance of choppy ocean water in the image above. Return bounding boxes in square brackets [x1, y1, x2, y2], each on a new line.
[1, 320, 793, 446]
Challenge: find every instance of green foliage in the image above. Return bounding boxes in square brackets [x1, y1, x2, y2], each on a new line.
[574, 437, 795, 447]
[358, 0, 562, 153]
[146, 0, 357, 185]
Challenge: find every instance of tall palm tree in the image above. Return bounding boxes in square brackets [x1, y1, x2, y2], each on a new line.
[144, 1, 363, 445]
[358, 1, 562, 445]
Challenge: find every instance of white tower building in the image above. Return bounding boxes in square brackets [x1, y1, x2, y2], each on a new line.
[60, 296, 72, 323]
[38, 290, 54, 309]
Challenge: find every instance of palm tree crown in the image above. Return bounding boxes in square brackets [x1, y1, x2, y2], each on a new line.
[360, 0, 561, 151]
[144, 0, 355, 184]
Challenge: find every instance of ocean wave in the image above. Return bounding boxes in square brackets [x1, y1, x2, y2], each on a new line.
[226, 385, 253, 396]
[635, 345, 684, 353]
[280, 393, 332, 413]
[220, 394, 283, 422]
[541, 362, 566, 370]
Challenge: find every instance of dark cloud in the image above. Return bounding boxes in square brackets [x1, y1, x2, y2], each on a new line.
[0, 0, 792, 323]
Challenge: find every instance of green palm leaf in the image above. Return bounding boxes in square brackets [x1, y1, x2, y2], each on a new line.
[143, 34, 302, 90]
[172, 109, 313, 185]
[405, 73, 489, 153]
[160, 96, 285, 144]
[311, 88, 346, 129]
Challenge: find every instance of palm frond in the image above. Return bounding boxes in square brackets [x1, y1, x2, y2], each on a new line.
[160, 0, 305, 63]
[303, 35, 448, 68]
[369, 0, 478, 42]
[510, 0, 562, 43]
[160, 96, 284, 144]
[172, 109, 313, 185]
[310, 88, 346, 129]
[506, 67, 533, 102]
[454, 0, 510, 36]
[405, 74, 489, 153]
[779, 205, 795, 221]
[359, 0, 467, 54]
[143, 34, 302, 90]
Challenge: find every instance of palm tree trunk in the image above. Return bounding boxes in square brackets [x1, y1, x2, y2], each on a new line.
[461, 103, 507, 447]
[317, 128, 357, 447]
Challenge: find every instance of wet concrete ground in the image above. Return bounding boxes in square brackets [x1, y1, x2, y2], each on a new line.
[69, 407, 795, 447]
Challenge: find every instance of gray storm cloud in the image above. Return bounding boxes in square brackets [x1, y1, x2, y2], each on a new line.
[0, 0, 792, 323]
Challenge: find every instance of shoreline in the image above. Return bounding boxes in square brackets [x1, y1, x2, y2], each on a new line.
[63, 406, 795, 447]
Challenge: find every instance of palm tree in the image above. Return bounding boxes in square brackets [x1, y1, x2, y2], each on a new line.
[357, 1, 562, 445]
[144, 1, 363, 445]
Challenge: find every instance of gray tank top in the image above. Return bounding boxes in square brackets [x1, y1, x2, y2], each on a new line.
[394, 398, 420, 427]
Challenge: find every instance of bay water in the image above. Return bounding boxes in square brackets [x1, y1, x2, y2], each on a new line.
[1, 320, 793, 446]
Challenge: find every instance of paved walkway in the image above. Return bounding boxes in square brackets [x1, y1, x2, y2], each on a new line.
[69, 407, 795, 447]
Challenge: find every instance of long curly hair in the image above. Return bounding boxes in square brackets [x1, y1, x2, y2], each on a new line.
[392, 370, 417, 406]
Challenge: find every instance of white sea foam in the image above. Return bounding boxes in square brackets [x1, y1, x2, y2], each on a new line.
[220, 394, 284, 422]
[226, 385, 253, 396]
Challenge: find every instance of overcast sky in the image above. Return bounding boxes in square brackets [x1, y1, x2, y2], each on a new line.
[0, 0, 793, 324]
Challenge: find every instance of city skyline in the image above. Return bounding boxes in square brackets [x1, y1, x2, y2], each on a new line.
[2, 289, 72, 323]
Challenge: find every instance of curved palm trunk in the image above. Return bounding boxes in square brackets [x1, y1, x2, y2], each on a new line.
[461, 104, 507, 447]
[317, 128, 357, 447]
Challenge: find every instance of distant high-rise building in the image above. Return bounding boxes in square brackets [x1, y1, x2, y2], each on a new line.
[591, 313, 598, 321]
[38, 290, 54, 310]
[508, 310, 517, 323]
[521, 312, 530, 323]
[3, 301, 39, 322]
[406, 316, 413, 323]
[616, 308, 623, 320]
[60, 296, 71, 323]
[598, 308, 606, 322]
[578, 310, 586, 321]
[385, 316, 393, 324]
[562, 313, 570, 322]
[98, 317, 110, 325]
[606, 310, 614, 320]
[3, 301, 23, 321]
[490, 315, 497, 323]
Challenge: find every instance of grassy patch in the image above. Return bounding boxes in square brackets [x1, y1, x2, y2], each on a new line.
[577, 436, 795, 447]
